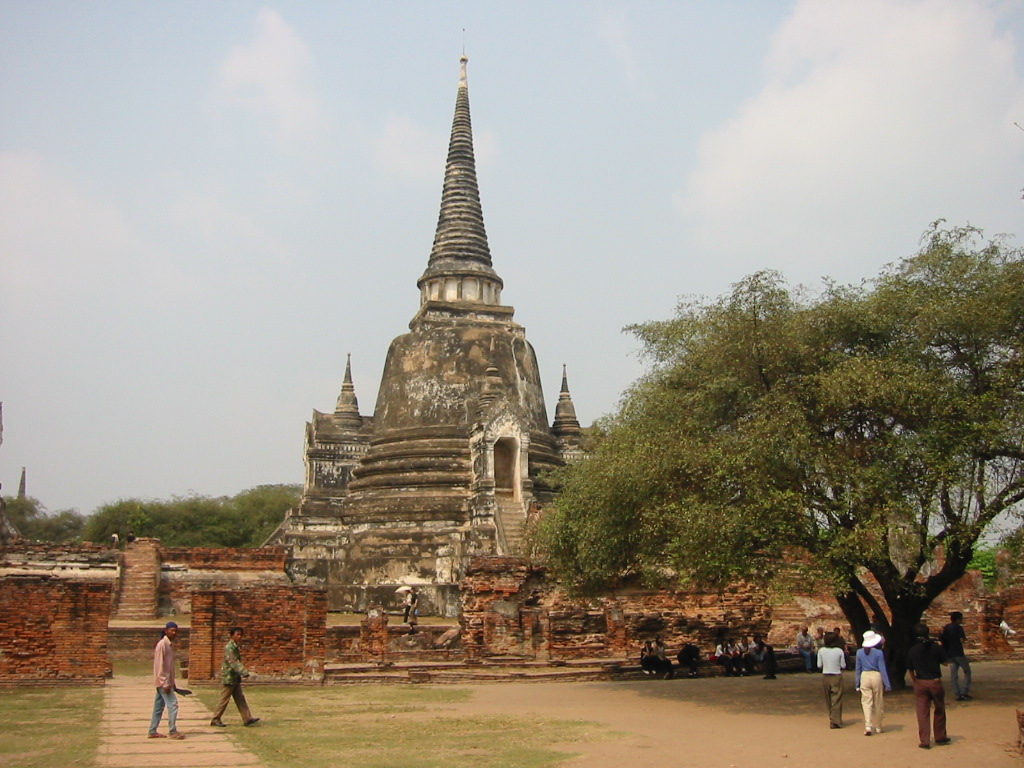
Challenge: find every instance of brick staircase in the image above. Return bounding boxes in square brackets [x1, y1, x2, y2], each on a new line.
[114, 539, 160, 620]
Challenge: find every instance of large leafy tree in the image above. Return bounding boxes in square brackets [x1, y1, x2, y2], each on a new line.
[82, 484, 300, 548]
[1, 496, 85, 542]
[540, 225, 1024, 684]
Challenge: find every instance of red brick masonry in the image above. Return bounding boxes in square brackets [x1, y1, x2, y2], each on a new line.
[0, 576, 112, 681]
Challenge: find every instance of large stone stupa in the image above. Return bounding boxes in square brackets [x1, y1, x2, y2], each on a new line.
[271, 57, 583, 615]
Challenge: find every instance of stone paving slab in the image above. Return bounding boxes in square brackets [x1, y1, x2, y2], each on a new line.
[98, 676, 265, 768]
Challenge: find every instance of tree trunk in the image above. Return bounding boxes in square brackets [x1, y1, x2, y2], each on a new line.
[885, 609, 920, 690]
[835, 583, 930, 690]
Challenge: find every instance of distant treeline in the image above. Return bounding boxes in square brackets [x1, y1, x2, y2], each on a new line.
[2, 484, 300, 548]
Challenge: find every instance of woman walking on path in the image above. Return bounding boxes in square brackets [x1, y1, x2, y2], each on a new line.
[855, 630, 891, 736]
[817, 632, 847, 728]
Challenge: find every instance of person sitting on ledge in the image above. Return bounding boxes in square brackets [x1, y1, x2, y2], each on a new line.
[677, 643, 701, 678]
[640, 640, 658, 675]
[653, 636, 674, 679]
[715, 636, 742, 676]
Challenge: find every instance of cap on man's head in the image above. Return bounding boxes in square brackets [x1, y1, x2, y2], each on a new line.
[165, 621, 179, 629]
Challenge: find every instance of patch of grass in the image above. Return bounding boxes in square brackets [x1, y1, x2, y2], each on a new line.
[112, 659, 152, 677]
[0, 686, 102, 768]
[196, 685, 600, 768]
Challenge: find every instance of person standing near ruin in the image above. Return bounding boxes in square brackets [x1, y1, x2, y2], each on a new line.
[403, 586, 419, 623]
[210, 626, 260, 728]
[907, 622, 950, 749]
[817, 632, 846, 729]
[940, 611, 972, 701]
[149, 621, 184, 739]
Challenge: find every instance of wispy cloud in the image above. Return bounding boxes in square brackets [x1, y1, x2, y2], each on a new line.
[0, 152, 152, 310]
[595, 6, 641, 86]
[677, 0, 1024, 285]
[373, 115, 445, 180]
[218, 8, 328, 150]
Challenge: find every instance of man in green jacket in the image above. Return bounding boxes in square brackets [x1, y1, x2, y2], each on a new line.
[209, 627, 260, 728]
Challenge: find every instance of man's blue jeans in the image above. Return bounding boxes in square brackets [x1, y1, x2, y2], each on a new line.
[949, 655, 971, 697]
[799, 648, 815, 671]
[149, 687, 179, 734]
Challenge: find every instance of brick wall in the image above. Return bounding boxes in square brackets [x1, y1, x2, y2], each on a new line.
[160, 547, 287, 571]
[108, 540, 291, 618]
[159, 545, 289, 616]
[1, 541, 118, 583]
[985, 577, 1024, 654]
[768, 570, 994, 653]
[188, 586, 327, 681]
[107, 626, 191, 660]
[459, 557, 1024, 664]
[460, 557, 774, 661]
[0, 576, 112, 681]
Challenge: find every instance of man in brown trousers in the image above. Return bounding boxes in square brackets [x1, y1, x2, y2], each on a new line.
[209, 627, 260, 728]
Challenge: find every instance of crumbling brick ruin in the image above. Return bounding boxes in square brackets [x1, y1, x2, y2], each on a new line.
[114, 537, 290, 619]
[0, 542, 118, 682]
[188, 586, 326, 681]
[2, 537, 1023, 683]
[459, 556, 1024, 664]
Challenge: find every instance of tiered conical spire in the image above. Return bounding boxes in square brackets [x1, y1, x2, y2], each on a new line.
[334, 354, 363, 431]
[417, 56, 503, 305]
[552, 365, 581, 437]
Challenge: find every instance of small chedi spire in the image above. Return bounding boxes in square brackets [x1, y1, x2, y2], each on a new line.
[417, 56, 503, 307]
[552, 364, 581, 437]
[17, 466, 26, 499]
[334, 354, 363, 430]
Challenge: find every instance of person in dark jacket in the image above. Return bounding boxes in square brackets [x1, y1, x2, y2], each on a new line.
[907, 623, 950, 749]
[677, 643, 701, 678]
[940, 611, 972, 701]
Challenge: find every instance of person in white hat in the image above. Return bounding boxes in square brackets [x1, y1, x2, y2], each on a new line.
[855, 630, 892, 735]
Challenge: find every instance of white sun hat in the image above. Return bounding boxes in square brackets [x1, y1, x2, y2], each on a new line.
[861, 630, 883, 648]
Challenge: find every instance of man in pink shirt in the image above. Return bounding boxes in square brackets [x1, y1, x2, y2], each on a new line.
[149, 621, 184, 739]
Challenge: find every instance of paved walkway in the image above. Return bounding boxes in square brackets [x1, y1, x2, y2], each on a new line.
[98, 677, 264, 768]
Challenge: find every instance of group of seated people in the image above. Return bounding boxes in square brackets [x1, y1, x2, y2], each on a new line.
[712, 634, 777, 678]
[639, 634, 778, 679]
[640, 637, 701, 679]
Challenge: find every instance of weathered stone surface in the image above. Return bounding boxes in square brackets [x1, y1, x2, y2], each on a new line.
[270, 58, 584, 614]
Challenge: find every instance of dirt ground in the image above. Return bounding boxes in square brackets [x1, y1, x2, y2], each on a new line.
[454, 660, 1024, 768]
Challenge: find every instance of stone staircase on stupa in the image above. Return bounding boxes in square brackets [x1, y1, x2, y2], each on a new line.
[495, 497, 527, 555]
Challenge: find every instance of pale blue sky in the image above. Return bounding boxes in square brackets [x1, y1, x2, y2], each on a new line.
[2, 1, 1023, 514]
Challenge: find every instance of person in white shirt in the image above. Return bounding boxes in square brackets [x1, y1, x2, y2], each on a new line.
[817, 632, 847, 728]
[795, 626, 816, 672]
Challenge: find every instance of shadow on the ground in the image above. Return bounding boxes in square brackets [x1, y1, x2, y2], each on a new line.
[600, 660, 1024, 718]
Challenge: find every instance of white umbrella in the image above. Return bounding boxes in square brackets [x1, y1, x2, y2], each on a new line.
[394, 585, 413, 594]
